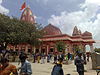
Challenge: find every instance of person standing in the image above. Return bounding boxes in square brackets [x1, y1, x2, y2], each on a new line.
[67, 53, 71, 60]
[86, 52, 90, 62]
[32, 53, 36, 63]
[41, 53, 45, 64]
[74, 52, 85, 75]
[51, 58, 64, 75]
[54, 54, 57, 64]
[37, 53, 41, 63]
[47, 53, 51, 63]
[82, 53, 87, 64]
[18, 53, 32, 75]
[0, 58, 18, 75]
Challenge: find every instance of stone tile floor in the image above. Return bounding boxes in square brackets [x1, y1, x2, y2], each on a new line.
[11, 60, 97, 75]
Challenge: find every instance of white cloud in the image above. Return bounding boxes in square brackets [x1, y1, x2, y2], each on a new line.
[48, 0, 100, 43]
[0, 0, 9, 14]
[36, 0, 48, 5]
[86, 0, 100, 5]
[34, 15, 37, 19]
[0, 0, 2, 4]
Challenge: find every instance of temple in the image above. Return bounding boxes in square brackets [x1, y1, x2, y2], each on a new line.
[7, 7, 95, 54]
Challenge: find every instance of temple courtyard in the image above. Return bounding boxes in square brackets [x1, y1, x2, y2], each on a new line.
[11, 59, 97, 75]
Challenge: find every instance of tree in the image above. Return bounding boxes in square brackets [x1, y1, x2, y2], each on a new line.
[0, 13, 43, 49]
[55, 41, 66, 52]
[94, 48, 100, 53]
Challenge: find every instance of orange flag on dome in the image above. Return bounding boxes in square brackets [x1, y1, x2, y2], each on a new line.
[20, 2, 26, 10]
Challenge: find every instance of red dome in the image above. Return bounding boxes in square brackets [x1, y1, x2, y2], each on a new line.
[82, 31, 92, 36]
[43, 24, 62, 35]
[20, 7, 35, 24]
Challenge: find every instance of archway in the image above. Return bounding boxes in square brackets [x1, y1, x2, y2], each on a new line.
[50, 48, 54, 52]
[85, 45, 91, 52]
[35, 49, 39, 53]
[41, 49, 45, 53]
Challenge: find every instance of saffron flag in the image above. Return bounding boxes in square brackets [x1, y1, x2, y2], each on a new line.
[20, 2, 26, 10]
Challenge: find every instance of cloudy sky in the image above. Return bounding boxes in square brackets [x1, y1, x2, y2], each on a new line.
[0, 0, 100, 47]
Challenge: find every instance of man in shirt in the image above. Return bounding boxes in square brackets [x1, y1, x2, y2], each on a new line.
[19, 53, 32, 75]
[74, 52, 85, 75]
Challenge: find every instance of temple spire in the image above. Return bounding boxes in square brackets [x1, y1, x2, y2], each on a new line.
[72, 26, 79, 36]
[20, 6, 36, 24]
[78, 29, 82, 35]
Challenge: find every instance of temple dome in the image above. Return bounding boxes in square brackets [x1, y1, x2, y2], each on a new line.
[20, 7, 35, 24]
[82, 31, 92, 36]
[43, 24, 62, 35]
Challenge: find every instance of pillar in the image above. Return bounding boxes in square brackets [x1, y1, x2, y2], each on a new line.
[13, 46, 15, 51]
[32, 46, 36, 53]
[39, 46, 41, 53]
[89, 44, 94, 53]
[82, 44, 86, 52]
[25, 45, 28, 53]
[65, 45, 68, 54]
[47, 45, 49, 55]
[69, 44, 73, 53]
[90, 44, 96, 69]
[18, 45, 20, 51]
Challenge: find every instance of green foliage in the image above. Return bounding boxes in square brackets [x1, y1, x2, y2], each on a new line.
[74, 46, 81, 52]
[55, 41, 66, 52]
[0, 13, 43, 49]
[94, 48, 100, 53]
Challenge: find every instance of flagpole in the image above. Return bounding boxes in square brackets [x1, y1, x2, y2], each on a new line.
[25, 0, 27, 8]
[18, 0, 27, 19]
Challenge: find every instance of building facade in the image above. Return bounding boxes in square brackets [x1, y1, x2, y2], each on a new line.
[7, 7, 95, 54]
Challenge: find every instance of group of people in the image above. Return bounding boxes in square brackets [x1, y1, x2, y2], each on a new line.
[0, 49, 90, 75]
[0, 52, 32, 75]
[32, 52, 74, 65]
[51, 51, 87, 75]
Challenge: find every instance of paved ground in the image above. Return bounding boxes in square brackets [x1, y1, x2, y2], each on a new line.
[11, 60, 97, 75]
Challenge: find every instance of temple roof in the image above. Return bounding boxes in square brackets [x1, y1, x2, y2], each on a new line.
[82, 31, 92, 36]
[43, 24, 62, 35]
[20, 7, 35, 24]
[41, 25, 95, 43]
[40, 34, 95, 43]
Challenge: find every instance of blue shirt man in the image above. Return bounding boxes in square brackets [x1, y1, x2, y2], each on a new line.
[19, 53, 32, 75]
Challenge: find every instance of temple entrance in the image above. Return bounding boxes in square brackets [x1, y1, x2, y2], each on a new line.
[22, 49, 25, 52]
[28, 49, 31, 53]
[41, 49, 45, 53]
[15, 49, 18, 52]
[50, 48, 54, 52]
[35, 49, 39, 53]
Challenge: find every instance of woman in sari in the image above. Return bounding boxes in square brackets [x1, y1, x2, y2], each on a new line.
[0, 58, 18, 75]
